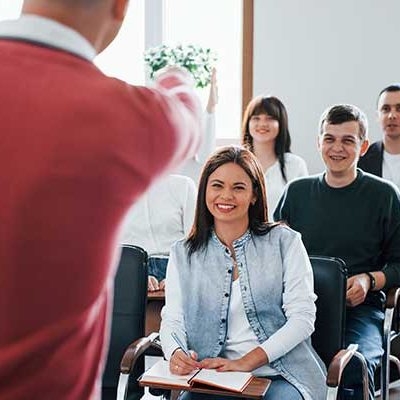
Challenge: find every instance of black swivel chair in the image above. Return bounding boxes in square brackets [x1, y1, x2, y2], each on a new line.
[102, 245, 148, 400]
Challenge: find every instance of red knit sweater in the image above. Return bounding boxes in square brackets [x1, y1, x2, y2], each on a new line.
[0, 39, 200, 399]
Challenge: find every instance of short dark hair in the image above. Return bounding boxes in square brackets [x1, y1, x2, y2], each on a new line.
[377, 83, 400, 107]
[319, 104, 368, 141]
[241, 96, 292, 182]
[186, 146, 278, 256]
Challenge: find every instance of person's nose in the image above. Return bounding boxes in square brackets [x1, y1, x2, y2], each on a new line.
[331, 140, 344, 151]
[220, 188, 234, 200]
[388, 109, 397, 119]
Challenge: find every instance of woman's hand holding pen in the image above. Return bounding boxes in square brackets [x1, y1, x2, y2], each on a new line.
[169, 349, 200, 375]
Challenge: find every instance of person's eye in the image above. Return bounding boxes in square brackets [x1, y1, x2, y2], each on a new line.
[381, 106, 390, 113]
[211, 183, 222, 188]
[324, 137, 333, 142]
[396, 106, 400, 112]
[234, 186, 245, 191]
[343, 138, 356, 145]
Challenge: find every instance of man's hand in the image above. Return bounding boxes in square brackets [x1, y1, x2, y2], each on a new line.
[346, 274, 370, 307]
[148, 276, 159, 292]
[170, 349, 200, 375]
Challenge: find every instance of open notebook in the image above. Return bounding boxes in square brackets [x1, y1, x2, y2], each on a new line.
[139, 359, 254, 393]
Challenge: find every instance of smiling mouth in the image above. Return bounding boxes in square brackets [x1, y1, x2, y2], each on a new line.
[329, 155, 346, 161]
[386, 124, 399, 129]
[216, 204, 236, 212]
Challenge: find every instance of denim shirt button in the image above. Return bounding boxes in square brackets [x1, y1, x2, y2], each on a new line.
[219, 341, 223, 346]
[227, 269, 232, 274]
[221, 318, 226, 323]
[243, 286, 247, 291]
[224, 293, 229, 297]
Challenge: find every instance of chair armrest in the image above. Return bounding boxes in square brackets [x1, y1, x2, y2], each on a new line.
[326, 344, 358, 387]
[120, 332, 161, 374]
[386, 287, 400, 310]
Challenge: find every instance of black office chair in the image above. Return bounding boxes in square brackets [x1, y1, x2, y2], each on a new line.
[102, 245, 148, 400]
[309, 255, 369, 399]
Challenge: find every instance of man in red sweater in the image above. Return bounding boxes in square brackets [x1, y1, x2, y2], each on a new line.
[0, 1, 201, 399]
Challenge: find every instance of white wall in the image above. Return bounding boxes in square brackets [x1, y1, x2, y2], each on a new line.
[253, 0, 400, 173]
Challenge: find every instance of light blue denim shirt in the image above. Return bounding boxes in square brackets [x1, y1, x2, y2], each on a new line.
[160, 225, 327, 400]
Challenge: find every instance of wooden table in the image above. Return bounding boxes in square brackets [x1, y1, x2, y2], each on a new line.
[145, 290, 165, 335]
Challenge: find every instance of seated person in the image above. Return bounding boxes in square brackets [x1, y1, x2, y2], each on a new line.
[119, 174, 196, 291]
[358, 83, 400, 189]
[160, 146, 326, 400]
[241, 95, 308, 220]
[274, 104, 400, 400]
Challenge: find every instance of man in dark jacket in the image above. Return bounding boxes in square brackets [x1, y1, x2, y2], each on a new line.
[358, 84, 400, 189]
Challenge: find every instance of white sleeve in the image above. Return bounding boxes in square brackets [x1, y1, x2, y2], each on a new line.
[259, 234, 316, 362]
[182, 179, 197, 236]
[159, 247, 186, 360]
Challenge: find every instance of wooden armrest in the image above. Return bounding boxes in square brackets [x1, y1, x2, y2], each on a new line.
[326, 344, 358, 387]
[386, 287, 400, 309]
[120, 332, 160, 374]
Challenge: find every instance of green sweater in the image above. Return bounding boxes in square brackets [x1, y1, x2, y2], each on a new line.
[274, 169, 400, 289]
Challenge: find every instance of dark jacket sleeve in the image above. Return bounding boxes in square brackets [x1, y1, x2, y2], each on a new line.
[358, 141, 384, 177]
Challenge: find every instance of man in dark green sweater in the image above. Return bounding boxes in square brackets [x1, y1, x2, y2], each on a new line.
[274, 104, 400, 400]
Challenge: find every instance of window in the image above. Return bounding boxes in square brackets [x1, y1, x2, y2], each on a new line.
[164, 0, 243, 139]
[0, 0, 23, 20]
[95, 0, 145, 85]
[0, 0, 248, 140]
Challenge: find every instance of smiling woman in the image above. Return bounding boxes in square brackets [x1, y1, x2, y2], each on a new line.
[159, 145, 327, 400]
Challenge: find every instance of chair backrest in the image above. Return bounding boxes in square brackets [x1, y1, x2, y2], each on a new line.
[102, 245, 148, 400]
[310, 255, 347, 368]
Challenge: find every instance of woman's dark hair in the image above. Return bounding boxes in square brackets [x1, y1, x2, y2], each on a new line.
[241, 96, 292, 182]
[186, 146, 278, 256]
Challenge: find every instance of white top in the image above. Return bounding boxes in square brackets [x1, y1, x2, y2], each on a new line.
[265, 153, 308, 221]
[119, 174, 196, 257]
[178, 111, 215, 184]
[162, 235, 316, 369]
[0, 14, 96, 61]
[383, 150, 400, 189]
[224, 279, 278, 376]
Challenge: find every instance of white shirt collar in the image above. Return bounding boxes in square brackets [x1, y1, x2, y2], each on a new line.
[0, 14, 96, 61]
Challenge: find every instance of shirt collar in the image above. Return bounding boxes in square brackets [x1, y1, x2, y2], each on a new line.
[0, 14, 96, 61]
[211, 229, 251, 252]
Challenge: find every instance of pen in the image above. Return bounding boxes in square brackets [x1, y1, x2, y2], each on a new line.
[171, 332, 190, 357]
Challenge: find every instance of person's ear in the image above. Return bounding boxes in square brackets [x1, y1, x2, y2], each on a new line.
[317, 134, 322, 151]
[360, 138, 370, 157]
[113, 0, 129, 21]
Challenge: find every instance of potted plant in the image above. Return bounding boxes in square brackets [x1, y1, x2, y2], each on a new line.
[144, 44, 217, 88]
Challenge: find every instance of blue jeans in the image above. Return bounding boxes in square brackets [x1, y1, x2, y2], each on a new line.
[340, 304, 384, 400]
[148, 257, 168, 282]
[178, 375, 303, 400]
